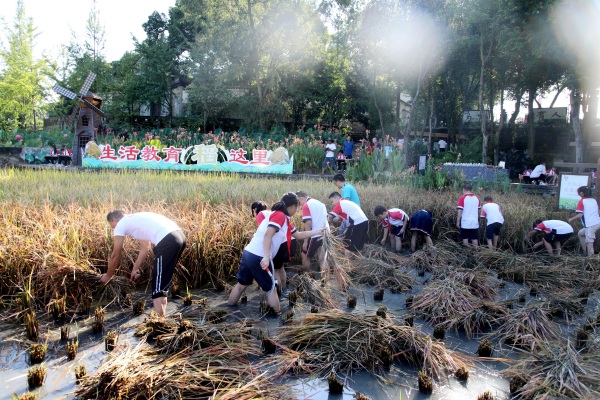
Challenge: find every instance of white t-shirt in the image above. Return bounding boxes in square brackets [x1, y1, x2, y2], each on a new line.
[438, 139, 447, 149]
[576, 197, 600, 227]
[245, 210, 297, 258]
[329, 199, 368, 225]
[530, 164, 546, 178]
[325, 143, 336, 158]
[457, 193, 481, 229]
[302, 198, 330, 238]
[480, 202, 504, 225]
[114, 212, 181, 245]
[534, 220, 573, 235]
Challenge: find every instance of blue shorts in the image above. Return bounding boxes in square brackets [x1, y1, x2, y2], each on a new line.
[236, 250, 276, 294]
[322, 157, 335, 169]
[460, 228, 479, 241]
[390, 225, 406, 238]
[485, 222, 503, 240]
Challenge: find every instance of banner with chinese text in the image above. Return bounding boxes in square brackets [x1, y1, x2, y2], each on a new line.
[82, 143, 293, 174]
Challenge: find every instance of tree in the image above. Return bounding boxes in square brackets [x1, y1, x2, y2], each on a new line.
[0, 0, 49, 131]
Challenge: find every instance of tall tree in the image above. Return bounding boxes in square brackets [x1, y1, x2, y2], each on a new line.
[0, 0, 49, 130]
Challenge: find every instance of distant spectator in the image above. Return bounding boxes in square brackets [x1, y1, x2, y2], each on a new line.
[335, 150, 347, 171]
[438, 139, 447, 152]
[530, 162, 547, 185]
[343, 135, 354, 159]
[519, 167, 533, 184]
[321, 138, 337, 175]
[546, 166, 558, 185]
[61, 144, 72, 156]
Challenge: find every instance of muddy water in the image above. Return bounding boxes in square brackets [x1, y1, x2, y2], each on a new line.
[2, 269, 598, 400]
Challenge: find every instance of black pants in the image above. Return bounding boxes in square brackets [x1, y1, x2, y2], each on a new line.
[152, 230, 186, 299]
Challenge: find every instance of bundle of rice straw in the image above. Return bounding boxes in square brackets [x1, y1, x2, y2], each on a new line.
[431, 240, 483, 269]
[272, 309, 470, 380]
[525, 264, 599, 293]
[360, 244, 408, 265]
[289, 273, 339, 310]
[445, 301, 509, 339]
[502, 339, 600, 399]
[486, 304, 562, 352]
[135, 312, 177, 339]
[411, 278, 481, 325]
[76, 339, 291, 400]
[349, 257, 415, 292]
[432, 267, 500, 300]
[154, 317, 259, 355]
[36, 252, 132, 310]
[321, 231, 352, 291]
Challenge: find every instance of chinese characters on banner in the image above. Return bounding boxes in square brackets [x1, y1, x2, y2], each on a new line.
[97, 144, 274, 167]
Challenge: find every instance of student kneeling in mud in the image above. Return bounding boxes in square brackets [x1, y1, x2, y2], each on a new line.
[527, 219, 574, 256]
[228, 193, 323, 314]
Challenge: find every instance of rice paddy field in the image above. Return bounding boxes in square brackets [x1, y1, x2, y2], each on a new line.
[1, 167, 600, 400]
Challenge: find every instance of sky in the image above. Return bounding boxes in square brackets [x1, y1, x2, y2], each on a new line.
[0, 0, 177, 62]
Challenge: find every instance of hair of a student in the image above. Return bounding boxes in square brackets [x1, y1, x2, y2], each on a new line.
[271, 192, 299, 216]
[533, 219, 543, 228]
[251, 201, 268, 217]
[295, 191, 309, 199]
[328, 191, 342, 199]
[463, 182, 473, 191]
[578, 186, 592, 197]
[373, 205, 386, 217]
[332, 173, 345, 182]
[106, 210, 125, 222]
[484, 196, 493, 202]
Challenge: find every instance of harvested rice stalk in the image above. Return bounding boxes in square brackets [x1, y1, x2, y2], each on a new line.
[74, 365, 86, 384]
[446, 302, 509, 339]
[418, 370, 433, 394]
[502, 340, 600, 399]
[75, 340, 292, 400]
[29, 343, 47, 364]
[486, 304, 562, 352]
[135, 312, 176, 339]
[411, 278, 481, 325]
[349, 258, 415, 292]
[435, 268, 500, 300]
[388, 324, 471, 380]
[360, 244, 407, 265]
[154, 318, 260, 356]
[273, 309, 470, 379]
[322, 231, 352, 291]
[289, 274, 338, 309]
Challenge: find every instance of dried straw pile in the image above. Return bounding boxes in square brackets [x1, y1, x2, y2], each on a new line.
[289, 273, 339, 309]
[502, 340, 600, 399]
[75, 339, 291, 400]
[486, 304, 562, 351]
[411, 278, 481, 325]
[349, 257, 415, 292]
[273, 309, 470, 379]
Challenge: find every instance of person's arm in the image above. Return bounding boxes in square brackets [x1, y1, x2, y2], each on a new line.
[292, 228, 324, 240]
[568, 213, 583, 223]
[130, 240, 151, 282]
[100, 236, 125, 284]
[260, 227, 277, 270]
[381, 227, 389, 245]
[456, 209, 463, 229]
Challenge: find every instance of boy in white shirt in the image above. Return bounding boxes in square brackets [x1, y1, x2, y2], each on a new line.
[321, 138, 337, 174]
[480, 196, 504, 249]
[456, 183, 481, 247]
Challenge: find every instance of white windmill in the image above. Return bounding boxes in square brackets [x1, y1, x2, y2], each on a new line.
[53, 72, 105, 165]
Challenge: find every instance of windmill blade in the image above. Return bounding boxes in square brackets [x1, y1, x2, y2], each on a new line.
[79, 72, 97, 96]
[66, 104, 80, 126]
[82, 98, 105, 118]
[53, 84, 77, 100]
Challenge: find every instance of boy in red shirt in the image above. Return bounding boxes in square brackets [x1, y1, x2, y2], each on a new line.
[373, 206, 409, 253]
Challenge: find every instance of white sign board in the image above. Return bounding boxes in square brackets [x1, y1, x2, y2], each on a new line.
[528, 107, 568, 123]
[462, 110, 491, 123]
[557, 173, 590, 210]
